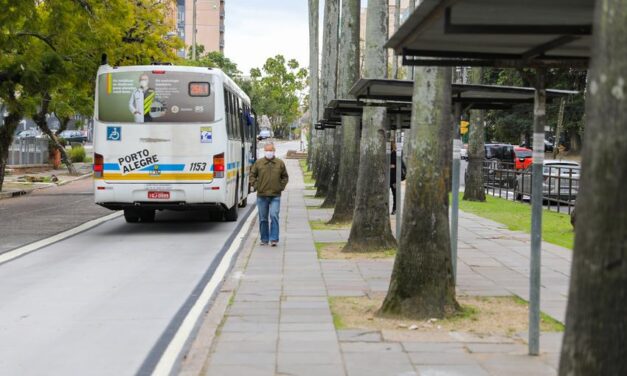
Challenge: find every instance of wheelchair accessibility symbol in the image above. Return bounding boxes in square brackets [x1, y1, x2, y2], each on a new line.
[107, 126, 121, 141]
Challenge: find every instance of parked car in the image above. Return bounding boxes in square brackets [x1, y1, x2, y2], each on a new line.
[515, 160, 580, 201]
[16, 129, 43, 139]
[257, 128, 272, 140]
[514, 147, 533, 170]
[483, 143, 516, 187]
[58, 130, 87, 144]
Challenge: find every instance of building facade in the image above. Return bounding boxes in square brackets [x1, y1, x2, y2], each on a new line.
[176, 0, 225, 58]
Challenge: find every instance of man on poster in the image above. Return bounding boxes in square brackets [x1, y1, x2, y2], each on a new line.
[128, 73, 156, 123]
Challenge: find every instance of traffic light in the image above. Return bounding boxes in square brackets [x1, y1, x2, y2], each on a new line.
[460, 121, 469, 135]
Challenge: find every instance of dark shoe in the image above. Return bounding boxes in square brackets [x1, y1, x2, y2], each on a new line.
[260, 241, 268, 246]
[270, 241, 278, 247]
[391, 210, 396, 215]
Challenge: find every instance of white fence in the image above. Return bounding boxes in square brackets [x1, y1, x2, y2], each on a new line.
[8, 138, 49, 166]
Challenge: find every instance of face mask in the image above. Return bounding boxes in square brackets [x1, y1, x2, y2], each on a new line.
[264, 151, 275, 159]
[140, 80, 149, 89]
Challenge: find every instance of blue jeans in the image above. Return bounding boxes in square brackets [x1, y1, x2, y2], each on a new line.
[257, 196, 281, 243]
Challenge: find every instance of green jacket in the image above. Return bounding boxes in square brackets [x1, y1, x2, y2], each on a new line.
[250, 157, 289, 197]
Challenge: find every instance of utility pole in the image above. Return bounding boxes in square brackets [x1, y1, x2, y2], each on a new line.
[192, 0, 197, 60]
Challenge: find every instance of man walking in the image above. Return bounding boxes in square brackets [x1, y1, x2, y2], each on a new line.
[250, 143, 289, 246]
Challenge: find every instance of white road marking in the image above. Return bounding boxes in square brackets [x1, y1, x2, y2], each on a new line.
[0, 211, 123, 265]
[152, 207, 258, 376]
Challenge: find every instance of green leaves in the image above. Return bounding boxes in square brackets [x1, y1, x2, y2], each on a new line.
[246, 55, 308, 137]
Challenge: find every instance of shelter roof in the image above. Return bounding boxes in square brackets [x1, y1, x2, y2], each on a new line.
[386, 0, 593, 68]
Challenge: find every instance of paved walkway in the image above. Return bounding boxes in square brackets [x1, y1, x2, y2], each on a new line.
[201, 159, 571, 376]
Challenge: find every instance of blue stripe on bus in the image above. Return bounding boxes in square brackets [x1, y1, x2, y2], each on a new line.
[103, 163, 185, 172]
[140, 164, 185, 172]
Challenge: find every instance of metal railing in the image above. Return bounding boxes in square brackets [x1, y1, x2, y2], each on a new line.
[480, 160, 578, 214]
[8, 137, 49, 166]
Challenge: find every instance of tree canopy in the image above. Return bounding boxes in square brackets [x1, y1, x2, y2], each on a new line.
[245, 55, 308, 138]
[0, 0, 183, 190]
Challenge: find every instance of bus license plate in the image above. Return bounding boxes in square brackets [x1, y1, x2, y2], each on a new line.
[148, 191, 170, 199]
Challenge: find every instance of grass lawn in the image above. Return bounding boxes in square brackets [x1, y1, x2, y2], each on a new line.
[299, 159, 317, 186]
[459, 194, 574, 250]
[309, 220, 351, 230]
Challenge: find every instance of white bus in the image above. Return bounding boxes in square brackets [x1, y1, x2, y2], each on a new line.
[93, 64, 257, 223]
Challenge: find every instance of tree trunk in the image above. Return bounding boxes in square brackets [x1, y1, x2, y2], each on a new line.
[559, 1, 627, 374]
[307, 0, 320, 169]
[0, 111, 21, 192]
[315, 0, 340, 198]
[553, 98, 565, 159]
[329, 117, 361, 223]
[463, 67, 486, 202]
[342, 0, 396, 253]
[323, 0, 361, 211]
[379, 67, 460, 319]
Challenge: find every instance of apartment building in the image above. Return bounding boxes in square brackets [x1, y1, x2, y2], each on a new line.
[176, 0, 225, 57]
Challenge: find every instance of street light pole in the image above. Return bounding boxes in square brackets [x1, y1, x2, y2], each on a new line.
[192, 0, 197, 60]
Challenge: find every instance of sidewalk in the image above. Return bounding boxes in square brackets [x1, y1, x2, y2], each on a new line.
[199, 159, 569, 376]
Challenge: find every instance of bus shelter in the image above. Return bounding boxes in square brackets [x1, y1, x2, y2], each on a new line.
[348, 78, 575, 264]
[386, 0, 593, 355]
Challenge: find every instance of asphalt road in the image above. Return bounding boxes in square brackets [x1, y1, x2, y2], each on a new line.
[0, 178, 111, 255]
[0, 203, 254, 375]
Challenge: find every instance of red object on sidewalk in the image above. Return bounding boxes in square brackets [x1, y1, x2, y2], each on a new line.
[51, 149, 62, 169]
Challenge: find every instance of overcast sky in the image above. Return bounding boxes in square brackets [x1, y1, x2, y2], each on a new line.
[225, 0, 312, 75]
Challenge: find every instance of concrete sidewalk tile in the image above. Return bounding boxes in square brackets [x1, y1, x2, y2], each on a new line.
[401, 342, 465, 353]
[220, 321, 278, 333]
[337, 329, 383, 342]
[277, 364, 345, 376]
[477, 353, 557, 376]
[414, 365, 490, 376]
[278, 351, 343, 365]
[343, 352, 416, 376]
[408, 351, 476, 365]
[279, 330, 338, 341]
[212, 339, 277, 353]
[205, 364, 274, 376]
[209, 351, 275, 366]
[278, 339, 341, 353]
[340, 342, 403, 352]
[279, 322, 335, 332]
[280, 314, 334, 324]
[218, 331, 279, 342]
[465, 343, 527, 354]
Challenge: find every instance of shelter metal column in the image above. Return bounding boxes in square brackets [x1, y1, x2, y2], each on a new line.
[450, 102, 462, 283]
[385, 131, 391, 212]
[529, 69, 546, 356]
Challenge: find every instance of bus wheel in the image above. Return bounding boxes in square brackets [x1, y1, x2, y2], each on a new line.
[225, 194, 239, 222]
[140, 209, 156, 223]
[238, 197, 247, 208]
[124, 209, 140, 223]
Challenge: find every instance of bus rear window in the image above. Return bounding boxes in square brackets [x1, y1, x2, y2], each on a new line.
[98, 71, 215, 123]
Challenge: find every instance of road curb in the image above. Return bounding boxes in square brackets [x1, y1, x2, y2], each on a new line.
[0, 172, 92, 201]
[57, 172, 93, 186]
[178, 214, 259, 376]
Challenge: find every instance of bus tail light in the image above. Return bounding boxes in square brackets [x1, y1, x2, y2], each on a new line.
[94, 153, 104, 178]
[213, 153, 225, 178]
